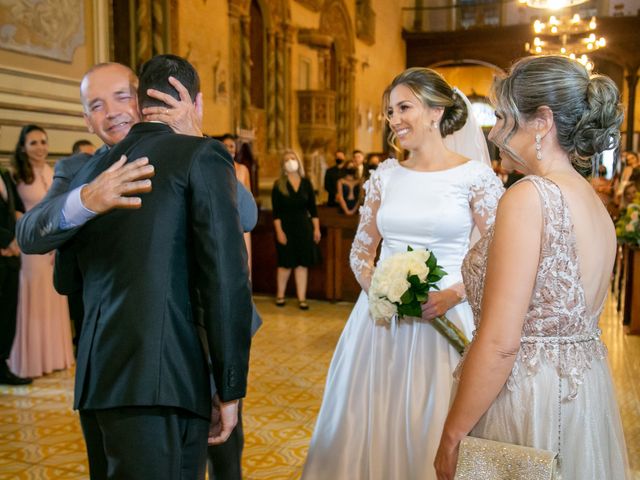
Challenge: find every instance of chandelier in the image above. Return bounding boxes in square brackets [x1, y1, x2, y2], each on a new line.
[524, 13, 606, 71]
[518, 0, 589, 9]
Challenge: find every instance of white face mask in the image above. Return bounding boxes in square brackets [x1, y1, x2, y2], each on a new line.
[284, 159, 299, 173]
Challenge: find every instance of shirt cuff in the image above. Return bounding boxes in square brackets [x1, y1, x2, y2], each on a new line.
[60, 185, 97, 230]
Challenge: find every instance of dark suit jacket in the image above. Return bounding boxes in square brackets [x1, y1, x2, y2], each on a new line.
[16, 147, 258, 256]
[324, 165, 343, 207]
[0, 169, 24, 270]
[66, 123, 253, 417]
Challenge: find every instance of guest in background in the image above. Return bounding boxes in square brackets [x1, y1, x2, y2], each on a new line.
[353, 149, 365, 178]
[235, 142, 258, 196]
[364, 152, 381, 181]
[71, 139, 96, 155]
[0, 167, 31, 385]
[272, 149, 321, 310]
[324, 150, 345, 207]
[591, 164, 614, 208]
[615, 150, 639, 201]
[222, 133, 253, 277]
[9, 125, 73, 378]
[221, 133, 251, 190]
[335, 160, 362, 216]
[620, 182, 637, 214]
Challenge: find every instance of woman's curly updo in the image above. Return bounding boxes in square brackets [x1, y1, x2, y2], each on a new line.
[491, 55, 623, 169]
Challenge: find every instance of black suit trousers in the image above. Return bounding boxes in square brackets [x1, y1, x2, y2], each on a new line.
[0, 258, 19, 361]
[80, 406, 209, 480]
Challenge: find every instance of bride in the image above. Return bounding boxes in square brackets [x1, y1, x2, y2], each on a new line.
[302, 68, 504, 479]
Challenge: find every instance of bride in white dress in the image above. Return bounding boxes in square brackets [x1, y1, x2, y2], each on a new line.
[302, 68, 504, 479]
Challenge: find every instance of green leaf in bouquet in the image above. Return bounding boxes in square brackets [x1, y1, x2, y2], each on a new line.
[407, 245, 414, 252]
[426, 253, 437, 270]
[400, 289, 415, 304]
[398, 302, 422, 318]
[415, 291, 428, 303]
[408, 274, 422, 287]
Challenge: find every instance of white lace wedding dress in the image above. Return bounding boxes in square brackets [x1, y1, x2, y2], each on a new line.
[302, 158, 504, 480]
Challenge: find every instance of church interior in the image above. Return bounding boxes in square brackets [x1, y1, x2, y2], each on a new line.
[1, 0, 640, 478]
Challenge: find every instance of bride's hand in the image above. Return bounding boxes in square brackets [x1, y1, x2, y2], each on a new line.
[421, 289, 459, 321]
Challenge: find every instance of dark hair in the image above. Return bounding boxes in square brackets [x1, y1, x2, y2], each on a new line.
[491, 55, 623, 170]
[12, 124, 47, 184]
[137, 54, 200, 110]
[72, 139, 94, 154]
[220, 133, 236, 142]
[353, 149, 363, 156]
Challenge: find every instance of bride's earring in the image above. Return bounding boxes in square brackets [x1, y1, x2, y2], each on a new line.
[535, 133, 543, 161]
[432, 121, 438, 131]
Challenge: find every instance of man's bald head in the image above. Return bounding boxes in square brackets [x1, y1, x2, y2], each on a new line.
[80, 63, 141, 146]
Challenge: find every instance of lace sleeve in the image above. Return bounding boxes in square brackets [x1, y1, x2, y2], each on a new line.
[468, 164, 505, 235]
[349, 168, 384, 292]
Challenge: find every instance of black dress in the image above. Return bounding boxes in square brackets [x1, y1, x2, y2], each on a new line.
[272, 178, 321, 268]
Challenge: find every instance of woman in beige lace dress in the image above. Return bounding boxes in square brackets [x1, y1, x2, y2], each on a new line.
[435, 56, 631, 479]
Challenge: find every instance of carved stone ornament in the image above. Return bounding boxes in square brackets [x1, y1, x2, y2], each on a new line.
[295, 0, 324, 12]
[0, 0, 85, 62]
[298, 29, 333, 49]
[355, 0, 375, 45]
[297, 90, 337, 152]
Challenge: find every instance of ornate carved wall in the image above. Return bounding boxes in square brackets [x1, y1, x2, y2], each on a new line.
[228, 0, 292, 177]
[319, 0, 355, 153]
[112, 0, 174, 70]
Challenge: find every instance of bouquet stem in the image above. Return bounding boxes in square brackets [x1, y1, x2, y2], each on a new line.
[431, 316, 470, 355]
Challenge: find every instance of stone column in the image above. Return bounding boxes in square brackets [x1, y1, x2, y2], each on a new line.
[275, 30, 286, 150]
[346, 55, 357, 152]
[136, 0, 152, 65]
[240, 15, 252, 129]
[626, 68, 639, 151]
[228, 4, 243, 134]
[266, 29, 277, 151]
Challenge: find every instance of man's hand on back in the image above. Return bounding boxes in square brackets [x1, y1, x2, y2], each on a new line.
[80, 155, 154, 214]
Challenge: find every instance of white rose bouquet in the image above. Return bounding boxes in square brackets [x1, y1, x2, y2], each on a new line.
[369, 246, 469, 354]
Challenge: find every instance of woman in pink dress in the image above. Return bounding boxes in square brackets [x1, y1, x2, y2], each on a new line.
[9, 125, 74, 378]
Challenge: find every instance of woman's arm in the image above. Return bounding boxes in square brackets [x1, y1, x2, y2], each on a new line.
[304, 179, 321, 243]
[434, 181, 542, 480]
[349, 173, 382, 292]
[336, 178, 350, 214]
[271, 185, 287, 245]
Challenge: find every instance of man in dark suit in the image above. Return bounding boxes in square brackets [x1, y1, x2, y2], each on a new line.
[58, 54, 253, 479]
[17, 63, 257, 345]
[0, 169, 31, 385]
[324, 150, 345, 207]
[16, 62, 260, 479]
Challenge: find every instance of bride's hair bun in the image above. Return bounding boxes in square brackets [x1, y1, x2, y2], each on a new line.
[440, 90, 468, 137]
[384, 67, 467, 139]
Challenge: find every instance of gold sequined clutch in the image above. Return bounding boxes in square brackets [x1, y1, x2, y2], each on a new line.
[455, 436, 558, 479]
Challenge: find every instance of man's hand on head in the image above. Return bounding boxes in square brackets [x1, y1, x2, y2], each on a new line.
[80, 155, 154, 214]
[142, 76, 203, 137]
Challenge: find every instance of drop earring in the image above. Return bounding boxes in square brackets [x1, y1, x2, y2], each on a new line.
[432, 121, 438, 131]
[535, 133, 542, 161]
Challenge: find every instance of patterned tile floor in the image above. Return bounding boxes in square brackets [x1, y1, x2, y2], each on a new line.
[0, 294, 638, 479]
